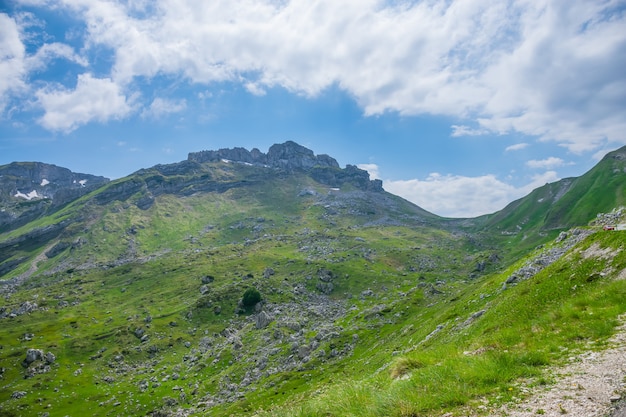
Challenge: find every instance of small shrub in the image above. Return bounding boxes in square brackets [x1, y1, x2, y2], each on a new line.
[242, 287, 261, 307]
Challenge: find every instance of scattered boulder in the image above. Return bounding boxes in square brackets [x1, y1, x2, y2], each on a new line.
[255, 311, 273, 329]
[201, 275, 215, 284]
[361, 289, 374, 298]
[318, 268, 334, 282]
[316, 282, 334, 294]
[11, 391, 26, 399]
[22, 349, 44, 367]
[44, 352, 56, 364]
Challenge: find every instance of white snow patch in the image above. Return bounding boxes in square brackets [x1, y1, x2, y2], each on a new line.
[78, 179, 87, 186]
[14, 190, 41, 200]
[221, 159, 232, 164]
[40, 178, 50, 186]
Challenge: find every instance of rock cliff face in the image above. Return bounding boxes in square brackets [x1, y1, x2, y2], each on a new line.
[0, 162, 109, 232]
[188, 141, 340, 171]
[188, 141, 382, 192]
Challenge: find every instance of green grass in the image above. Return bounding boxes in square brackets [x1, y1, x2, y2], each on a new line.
[1, 159, 624, 417]
[254, 230, 626, 417]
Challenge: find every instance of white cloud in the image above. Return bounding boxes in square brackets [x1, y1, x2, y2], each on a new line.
[357, 163, 380, 180]
[384, 170, 560, 218]
[36, 73, 133, 132]
[5, 0, 626, 151]
[451, 125, 489, 137]
[141, 97, 186, 119]
[0, 13, 27, 113]
[526, 157, 565, 169]
[25, 42, 88, 72]
[505, 143, 528, 152]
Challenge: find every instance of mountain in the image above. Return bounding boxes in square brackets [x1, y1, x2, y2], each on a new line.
[461, 145, 626, 256]
[483, 146, 626, 233]
[0, 162, 109, 233]
[0, 142, 624, 417]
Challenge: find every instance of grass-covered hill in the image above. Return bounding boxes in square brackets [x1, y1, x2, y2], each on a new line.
[0, 142, 624, 417]
[478, 146, 626, 235]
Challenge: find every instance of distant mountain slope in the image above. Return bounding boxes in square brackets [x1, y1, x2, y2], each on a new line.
[0, 142, 439, 279]
[0, 162, 109, 232]
[482, 145, 626, 234]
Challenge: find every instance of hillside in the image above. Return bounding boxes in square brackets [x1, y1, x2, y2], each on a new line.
[464, 145, 626, 258]
[0, 162, 109, 234]
[479, 146, 626, 234]
[0, 142, 624, 417]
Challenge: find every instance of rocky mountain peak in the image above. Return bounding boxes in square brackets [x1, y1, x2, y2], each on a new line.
[187, 140, 339, 171]
[266, 140, 339, 170]
[188, 141, 381, 192]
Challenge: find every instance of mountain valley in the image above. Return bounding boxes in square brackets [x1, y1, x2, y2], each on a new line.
[0, 142, 625, 417]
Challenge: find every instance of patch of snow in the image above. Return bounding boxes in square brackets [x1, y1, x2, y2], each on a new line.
[78, 179, 87, 186]
[221, 159, 232, 164]
[537, 198, 544, 203]
[40, 178, 50, 186]
[330, 188, 340, 191]
[14, 190, 40, 200]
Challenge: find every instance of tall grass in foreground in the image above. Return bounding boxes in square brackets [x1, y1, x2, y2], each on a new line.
[259, 232, 626, 417]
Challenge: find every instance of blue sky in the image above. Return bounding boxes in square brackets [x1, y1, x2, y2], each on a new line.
[1, 0, 625, 217]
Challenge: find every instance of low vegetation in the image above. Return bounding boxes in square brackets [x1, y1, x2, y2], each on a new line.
[0, 147, 624, 417]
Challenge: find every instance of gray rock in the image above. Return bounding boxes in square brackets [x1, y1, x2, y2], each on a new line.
[256, 311, 273, 329]
[201, 275, 215, 284]
[23, 348, 43, 366]
[316, 282, 334, 294]
[44, 352, 56, 364]
[11, 391, 26, 399]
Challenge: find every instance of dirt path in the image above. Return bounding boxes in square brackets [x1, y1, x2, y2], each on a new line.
[487, 317, 626, 417]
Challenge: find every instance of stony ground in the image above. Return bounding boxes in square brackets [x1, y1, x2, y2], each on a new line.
[485, 315, 626, 417]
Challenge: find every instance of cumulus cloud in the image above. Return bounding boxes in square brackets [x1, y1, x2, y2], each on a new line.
[357, 163, 381, 180]
[363, 163, 560, 217]
[4, 0, 626, 151]
[0, 13, 27, 113]
[526, 157, 566, 170]
[25, 42, 88, 72]
[141, 98, 187, 119]
[386, 171, 561, 218]
[36, 73, 133, 132]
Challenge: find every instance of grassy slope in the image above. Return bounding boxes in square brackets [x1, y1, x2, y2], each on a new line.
[260, 228, 626, 417]
[0, 162, 482, 416]
[466, 146, 626, 263]
[0, 158, 624, 417]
